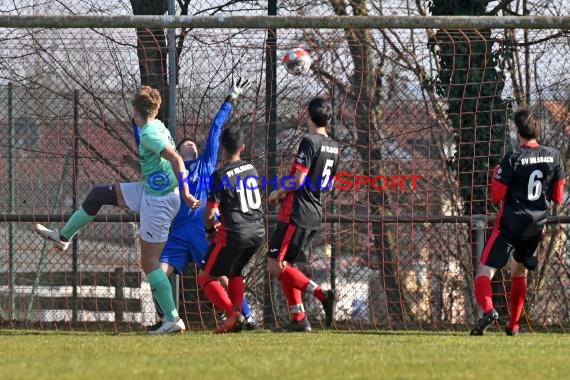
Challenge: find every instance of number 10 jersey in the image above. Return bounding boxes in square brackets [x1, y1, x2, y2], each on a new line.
[207, 160, 265, 246]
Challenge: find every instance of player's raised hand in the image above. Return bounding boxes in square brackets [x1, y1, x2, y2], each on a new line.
[228, 77, 251, 100]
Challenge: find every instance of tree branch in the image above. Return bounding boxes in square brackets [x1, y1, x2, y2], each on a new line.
[488, 0, 516, 15]
[507, 31, 569, 47]
[415, 0, 426, 16]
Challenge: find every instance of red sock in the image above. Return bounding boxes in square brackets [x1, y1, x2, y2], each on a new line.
[280, 278, 305, 321]
[227, 276, 245, 313]
[508, 276, 527, 331]
[312, 287, 326, 302]
[198, 274, 233, 315]
[474, 276, 494, 313]
[279, 266, 326, 302]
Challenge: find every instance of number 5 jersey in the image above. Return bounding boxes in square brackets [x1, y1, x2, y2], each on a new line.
[279, 133, 340, 229]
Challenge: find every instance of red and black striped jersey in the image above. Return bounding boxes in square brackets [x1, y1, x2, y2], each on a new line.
[493, 142, 565, 239]
[279, 133, 340, 229]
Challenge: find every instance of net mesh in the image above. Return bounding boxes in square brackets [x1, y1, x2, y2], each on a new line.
[0, 0, 569, 332]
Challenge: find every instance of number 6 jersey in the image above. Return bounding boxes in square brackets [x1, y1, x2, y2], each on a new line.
[207, 160, 265, 246]
[279, 133, 340, 229]
[493, 142, 565, 239]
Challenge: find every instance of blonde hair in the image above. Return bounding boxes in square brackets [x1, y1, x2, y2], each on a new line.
[132, 86, 161, 119]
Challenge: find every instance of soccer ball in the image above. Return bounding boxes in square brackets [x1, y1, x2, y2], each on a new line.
[282, 48, 312, 76]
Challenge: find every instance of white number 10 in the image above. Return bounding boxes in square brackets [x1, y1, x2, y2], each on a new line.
[236, 177, 262, 212]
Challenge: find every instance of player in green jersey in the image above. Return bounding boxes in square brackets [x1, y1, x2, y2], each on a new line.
[35, 86, 199, 333]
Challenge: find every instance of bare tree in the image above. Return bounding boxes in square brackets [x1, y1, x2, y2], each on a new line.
[130, 0, 169, 122]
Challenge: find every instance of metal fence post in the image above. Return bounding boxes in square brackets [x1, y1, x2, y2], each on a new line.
[167, 0, 180, 312]
[72, 89, 80, 322]
[7, 82, 16, 320]
[113, 267, 125, 322]
[167, 0, 177, 140]
[329, 93, 337, 293]
[263, 0, 278, 327]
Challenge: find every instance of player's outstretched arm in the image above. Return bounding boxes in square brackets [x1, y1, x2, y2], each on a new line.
[202, 77, 251, 168]
[161, 146, 201, 209]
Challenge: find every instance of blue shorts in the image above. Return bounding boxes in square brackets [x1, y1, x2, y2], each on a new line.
[160, 221, 209, 274]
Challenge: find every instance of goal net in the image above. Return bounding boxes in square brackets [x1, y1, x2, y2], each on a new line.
[0, 0, 569, 332]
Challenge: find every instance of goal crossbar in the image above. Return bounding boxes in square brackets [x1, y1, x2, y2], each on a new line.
[0, 15, 569, 29]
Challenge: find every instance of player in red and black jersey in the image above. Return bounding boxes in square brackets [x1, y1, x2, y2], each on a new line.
[267, 97, 340, 332]
[198, 126, 265, 333]
[471, 107, 565, 336]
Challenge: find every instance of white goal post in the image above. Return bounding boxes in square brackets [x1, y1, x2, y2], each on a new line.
[0, 15, 569, 29]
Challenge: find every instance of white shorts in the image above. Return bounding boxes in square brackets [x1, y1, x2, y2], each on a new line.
[119, 182, 180, 243]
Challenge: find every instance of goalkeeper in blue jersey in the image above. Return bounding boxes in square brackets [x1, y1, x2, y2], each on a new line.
[124, 78, 256, 332]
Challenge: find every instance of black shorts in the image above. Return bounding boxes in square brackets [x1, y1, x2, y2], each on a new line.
[203, 243, 261, 277]
[267, 221, 318, 263]
[480, 229, 542, 270]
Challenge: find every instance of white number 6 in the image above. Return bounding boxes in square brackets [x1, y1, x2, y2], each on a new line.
[527, 169, 543, 201]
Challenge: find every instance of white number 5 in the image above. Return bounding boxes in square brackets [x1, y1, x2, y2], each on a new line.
[527, 169, 543, 201]
[321, 159, 334, 189]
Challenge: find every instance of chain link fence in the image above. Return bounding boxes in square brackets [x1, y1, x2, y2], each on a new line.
[0, 1, 569, 332]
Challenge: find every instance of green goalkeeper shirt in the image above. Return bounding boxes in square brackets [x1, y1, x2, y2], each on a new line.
[139, 119, 181, 196]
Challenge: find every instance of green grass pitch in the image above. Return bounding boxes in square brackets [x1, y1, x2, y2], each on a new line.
[1, 330, 568, 380]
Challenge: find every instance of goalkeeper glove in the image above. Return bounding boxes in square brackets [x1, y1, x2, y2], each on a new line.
[228, 77, 251, 100]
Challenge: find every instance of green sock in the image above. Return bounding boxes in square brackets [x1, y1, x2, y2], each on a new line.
[60, 207, 94, 241]
[147, 268, 179, 322]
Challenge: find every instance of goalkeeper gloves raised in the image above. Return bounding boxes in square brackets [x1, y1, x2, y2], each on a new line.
[228, 77, 251, 100]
